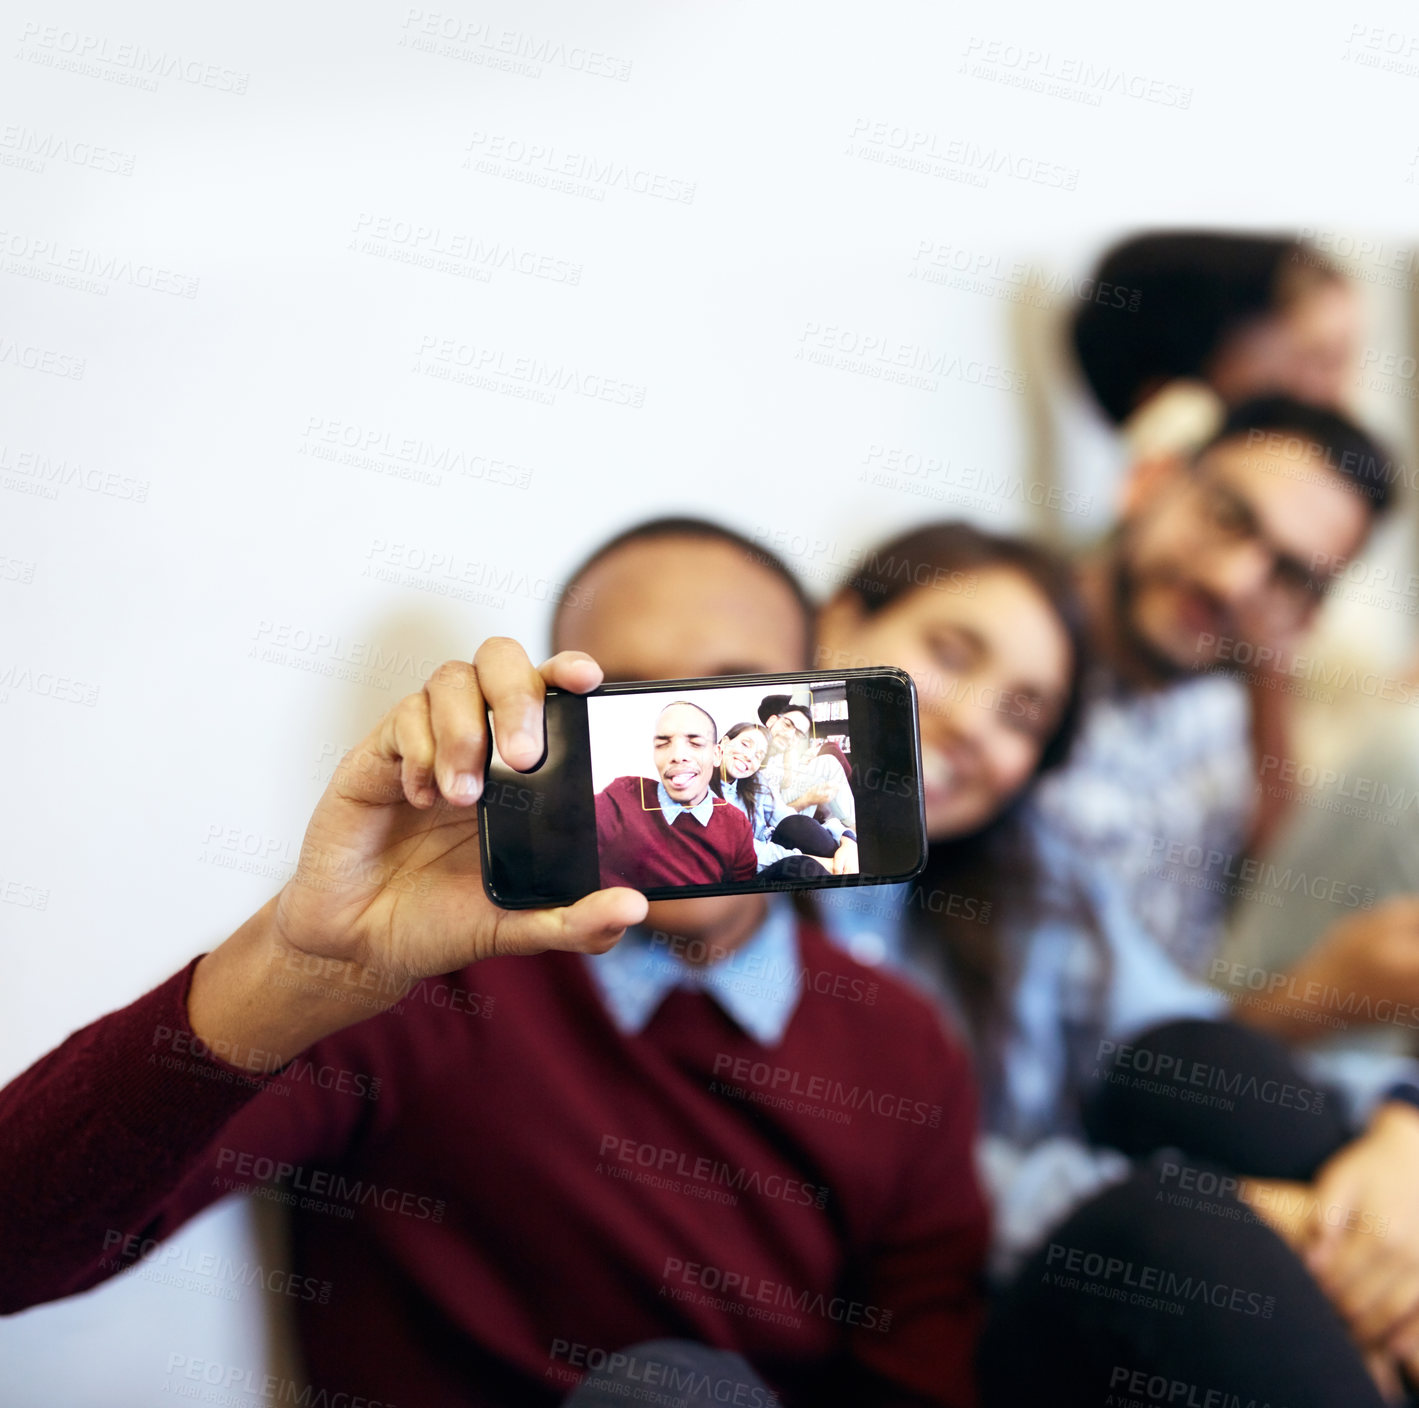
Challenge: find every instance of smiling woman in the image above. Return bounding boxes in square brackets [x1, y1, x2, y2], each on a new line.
[818, 521, 1088, 843]
[816, 520, 1090, 1058]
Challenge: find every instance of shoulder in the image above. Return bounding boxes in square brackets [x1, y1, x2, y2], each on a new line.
[717, 795, 753, 829]
[1182, 670, 1251, 730]
[796, 923, 969, 1070]
[1094, 671, 1248, 740]
[794, 925, 982, 1165]
[599, 775, 651, 803]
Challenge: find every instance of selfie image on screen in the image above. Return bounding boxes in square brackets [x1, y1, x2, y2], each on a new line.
[588, 681, 857, 893]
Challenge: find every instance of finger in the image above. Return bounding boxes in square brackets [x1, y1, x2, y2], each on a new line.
[472, 637, 548, 772]
[489, 887, 649, 959]
[1238, 1178, 1306, 1248]
[538, 649, 604, 695]
[1378, 895, 1419, 929]
[1373, 1273, 1419, 1353]
[1306, 1183, 1355, 1277]
[1353, 1264, 1419, 1347]
[1312, 1224, 1384, 1305]
[346, 692, 439, 809]
[1362, 1348, 1404, 1402]
[1392, 1317, 1419, 1375]
[424, 660, 488, 805]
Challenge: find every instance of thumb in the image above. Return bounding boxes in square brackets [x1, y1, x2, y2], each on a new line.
[490, 887, 649, 959]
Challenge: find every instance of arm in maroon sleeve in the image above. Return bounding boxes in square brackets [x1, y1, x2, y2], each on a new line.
[0, 956, 371, 1314]
[844, 1011, 990, 1407]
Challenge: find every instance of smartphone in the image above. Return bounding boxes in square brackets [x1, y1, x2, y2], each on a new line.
[479, 667, 925, 909]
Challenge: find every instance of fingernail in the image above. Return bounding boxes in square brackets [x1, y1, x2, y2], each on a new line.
[507, 729, 538, 758]
[450, 772, 480, 799]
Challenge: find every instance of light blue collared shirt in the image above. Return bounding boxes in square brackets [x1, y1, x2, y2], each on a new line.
[583, 895, 801, 1046]
[656, 778, 716, 828]
[815, 880, 911, 970]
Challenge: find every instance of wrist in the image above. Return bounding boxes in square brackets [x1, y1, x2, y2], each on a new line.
[188, 896, 405, 1068]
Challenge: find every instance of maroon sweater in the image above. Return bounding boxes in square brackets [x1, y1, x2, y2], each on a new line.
[0, 924, 987, 1407]
[596, 775, 758, 890]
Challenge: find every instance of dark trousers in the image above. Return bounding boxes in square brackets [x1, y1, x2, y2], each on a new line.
[770, 813, 838, 857]
[758, 814, 839, 884]
[980, 1020, 1393, 1407]
[560, 1339, 771, 1406]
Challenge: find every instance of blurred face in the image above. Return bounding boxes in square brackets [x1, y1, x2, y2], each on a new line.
[819, 566, 1072, 841]
[722, 727, 768, 779]
[766, 710, 810, 752]
[1116, 436, 1371, 673]
[654, 703, 719, 805]
[556, 536, 808, 955]
[1207, 280, 1361, 410]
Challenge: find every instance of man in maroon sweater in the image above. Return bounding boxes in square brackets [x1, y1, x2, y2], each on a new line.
[596, 699, 758, 890]
[0, 518, 987, 1406]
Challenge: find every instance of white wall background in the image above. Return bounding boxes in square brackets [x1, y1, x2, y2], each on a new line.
[5, 1, 1419, 1402]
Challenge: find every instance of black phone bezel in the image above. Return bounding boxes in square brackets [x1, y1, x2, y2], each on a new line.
[479, 666, 926, 910]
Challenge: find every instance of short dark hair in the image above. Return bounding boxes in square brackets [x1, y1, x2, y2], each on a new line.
[553, 516, 814, 661]
[1071, 231, 1344, 424]
[756, 694, 790, 725]
[1201, 395, 1396, 515]
[656, 698, 717, 739]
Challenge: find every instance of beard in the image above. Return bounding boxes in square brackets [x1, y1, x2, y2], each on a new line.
[1107, 540, 1225, 684]
[768, 729, 806, 760]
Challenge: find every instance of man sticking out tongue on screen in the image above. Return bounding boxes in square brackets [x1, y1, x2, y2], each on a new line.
[595, 699, 758, 892]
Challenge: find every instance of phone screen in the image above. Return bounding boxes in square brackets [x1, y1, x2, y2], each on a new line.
[480, 668, 925, 909]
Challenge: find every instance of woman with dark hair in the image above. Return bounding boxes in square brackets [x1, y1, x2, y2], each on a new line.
[1072, 230, 1359, 431]
[817, 520, 1409, 1405]
[815, 519, 1089, 1040]
[716, 720, 840, 878]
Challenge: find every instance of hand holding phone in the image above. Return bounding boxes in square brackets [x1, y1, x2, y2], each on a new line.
[270, 640, 647, 1000]
[480, 667, 927, 908]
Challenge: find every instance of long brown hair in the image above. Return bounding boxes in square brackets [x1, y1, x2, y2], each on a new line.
[831, 522, 1091, 1059]
[717, 721, 769, 814]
